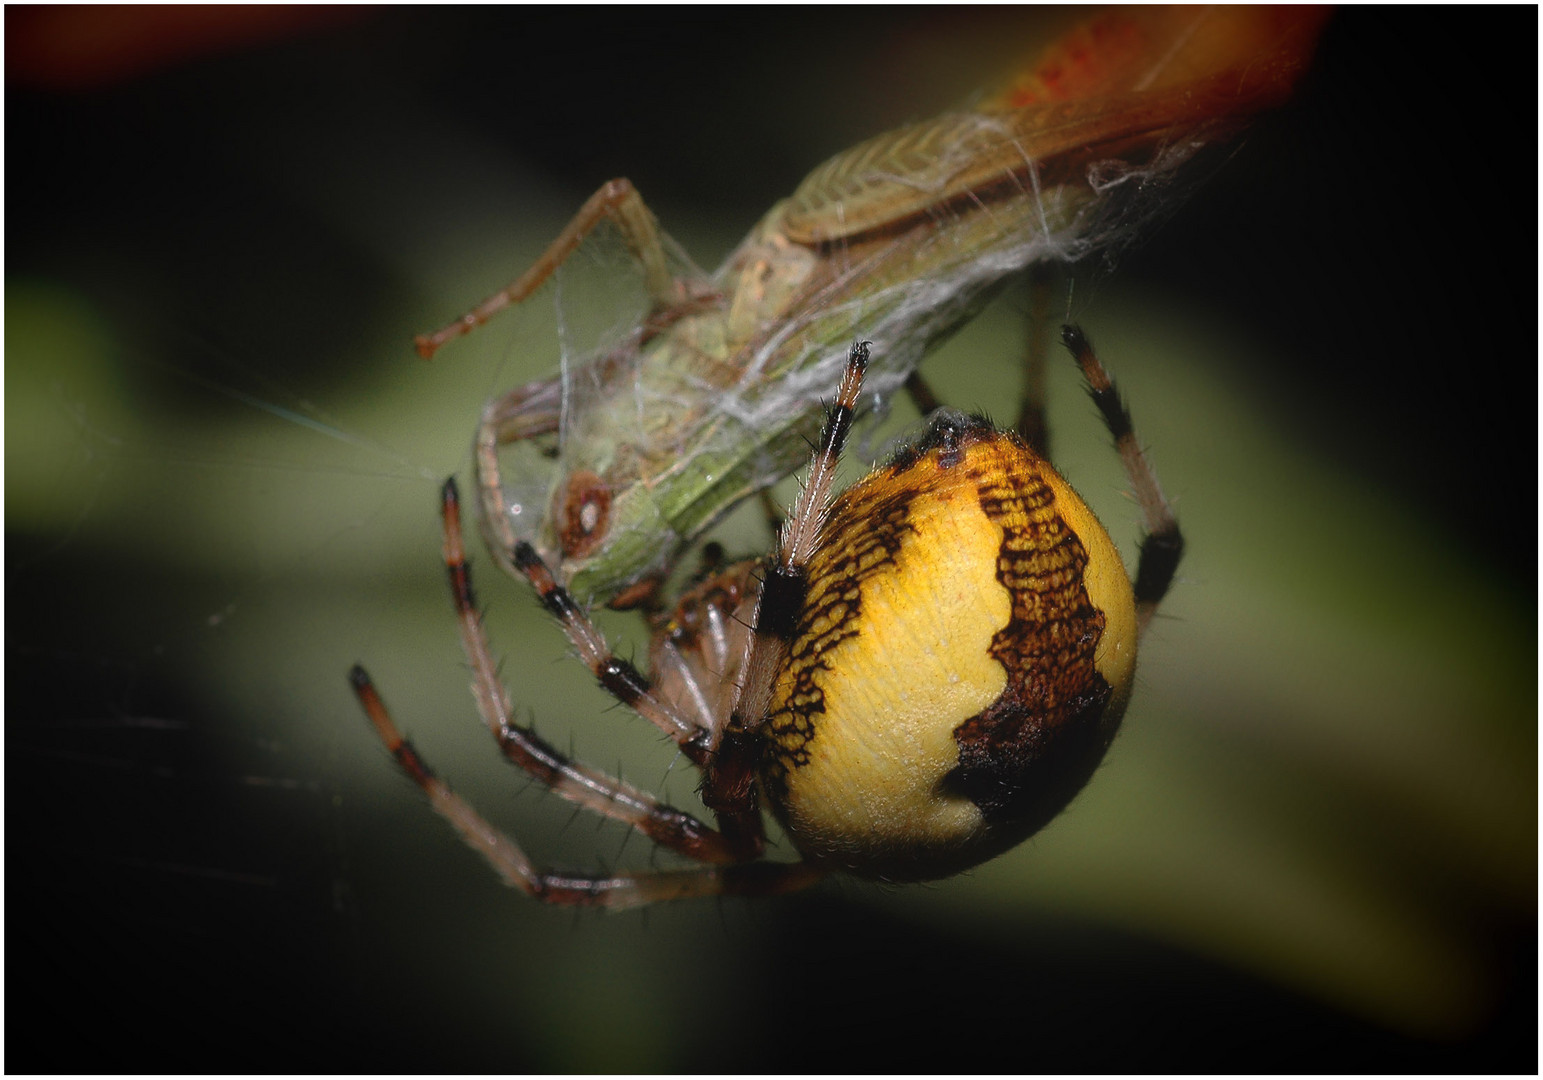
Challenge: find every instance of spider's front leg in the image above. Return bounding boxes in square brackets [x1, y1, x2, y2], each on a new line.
[349, 664, 822, 909]
[437, 476, 771, 861]
[698, 341, 872, 854]
[350, 473, 821, 907]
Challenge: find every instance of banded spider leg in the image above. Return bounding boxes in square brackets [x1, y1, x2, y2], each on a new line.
[349, 342, 874, 908]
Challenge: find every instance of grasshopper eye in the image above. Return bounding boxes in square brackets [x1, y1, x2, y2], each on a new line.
[556, 470, 612, 560]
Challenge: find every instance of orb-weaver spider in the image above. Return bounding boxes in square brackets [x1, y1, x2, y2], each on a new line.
[350, 328, 1181, 908]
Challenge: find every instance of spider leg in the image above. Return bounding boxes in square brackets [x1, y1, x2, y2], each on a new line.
[440, 479, 712, 755]
[1015, 264, 1056, 457]
[432, 478, 757, 863]
[647, 558, 758, 738]
[699, 341, 870, 837]
[902, 369, 942, 416]
[904, 266, 1052, 448]
[1060, 324, 1184, 637]
[350, 667, 824, 908]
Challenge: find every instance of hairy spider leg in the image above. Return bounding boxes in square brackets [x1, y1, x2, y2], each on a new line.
[349, 666, 822, 909]
[696, 341, 871, 846]
[442, 476, 775, 859]
[1060, 324, 1183, 635]
[444, 466, 746, 768]
[350, 477, 748, 858]
[348, 344, 879, 905]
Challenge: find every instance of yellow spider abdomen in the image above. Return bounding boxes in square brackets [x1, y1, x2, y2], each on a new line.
[761, 412, 1136, 881]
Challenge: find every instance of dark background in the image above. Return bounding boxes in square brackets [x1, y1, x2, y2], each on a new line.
[7, 7, 1535, 1072]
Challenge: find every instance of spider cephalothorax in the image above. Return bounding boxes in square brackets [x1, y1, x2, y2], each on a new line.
[352, 330, 1181, 907]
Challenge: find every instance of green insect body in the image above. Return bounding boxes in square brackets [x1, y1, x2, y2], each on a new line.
[448, 9, 1322, 604]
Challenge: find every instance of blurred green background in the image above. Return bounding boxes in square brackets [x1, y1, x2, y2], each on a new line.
[7, 7, 1534, 1071]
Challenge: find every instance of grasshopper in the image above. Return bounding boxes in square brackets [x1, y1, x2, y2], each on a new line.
[418, 6, 1326, 606]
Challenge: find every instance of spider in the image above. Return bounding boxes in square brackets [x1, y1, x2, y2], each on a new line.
[350, 327, 1182, 908]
